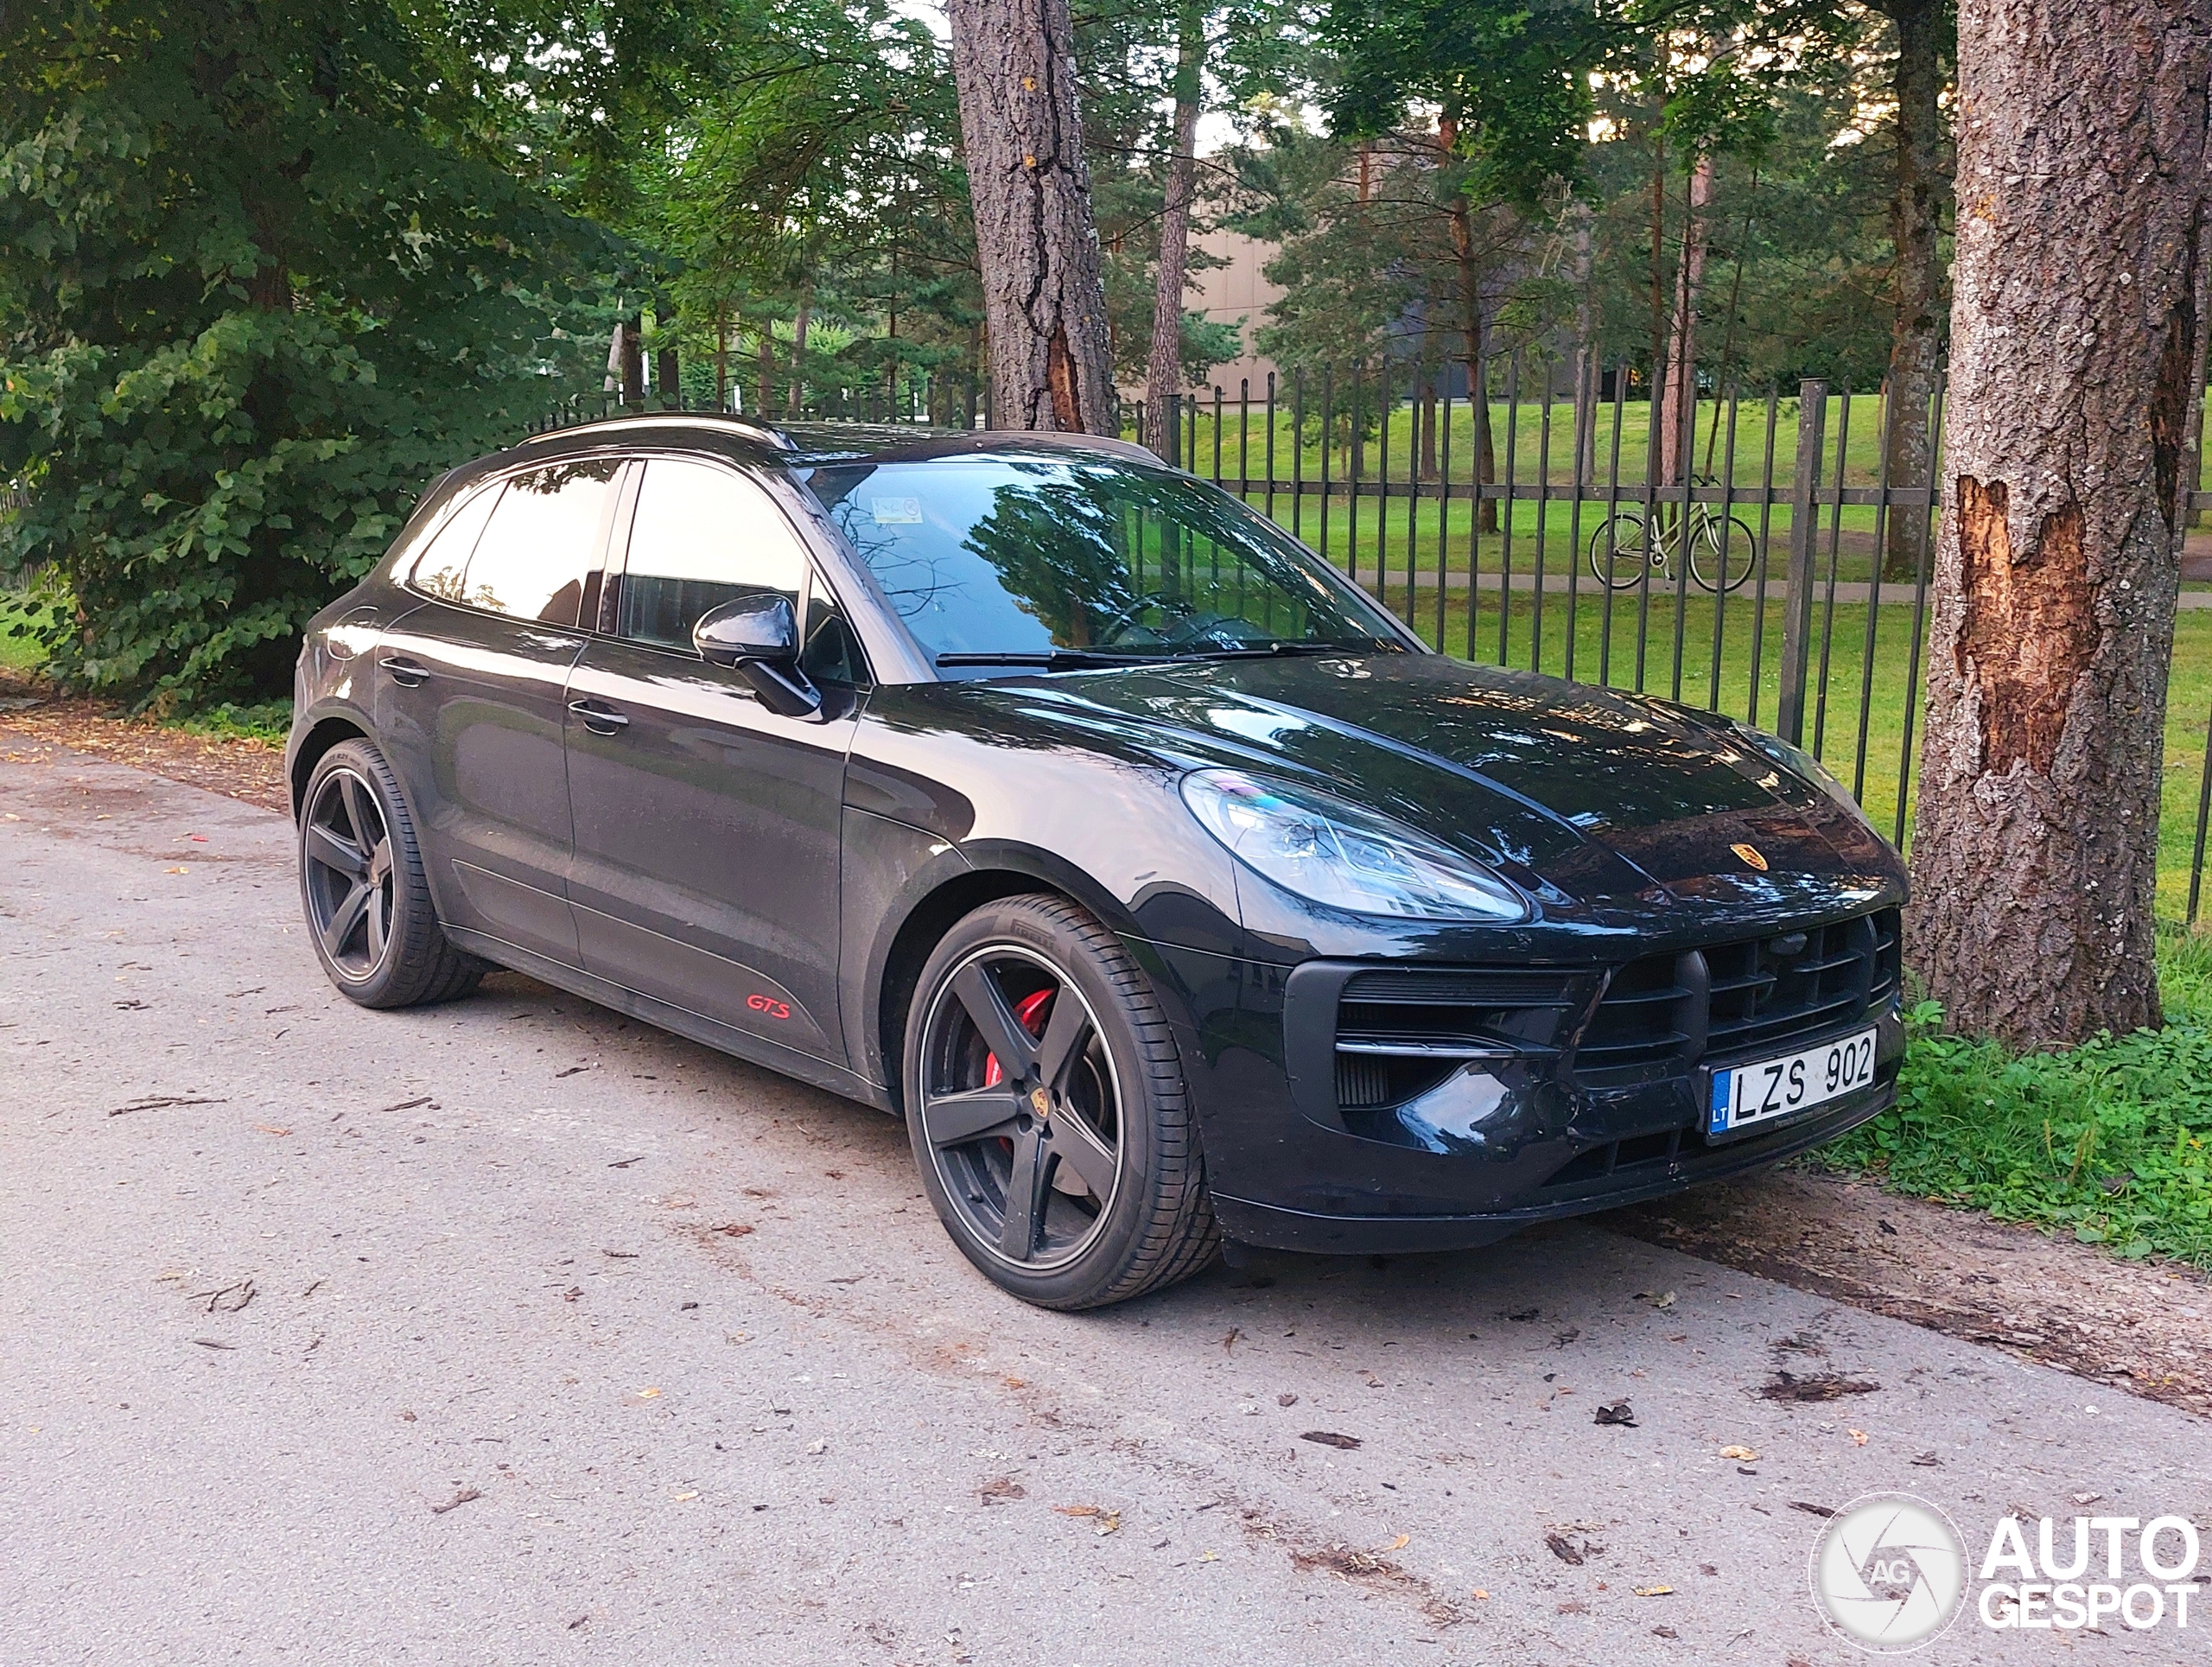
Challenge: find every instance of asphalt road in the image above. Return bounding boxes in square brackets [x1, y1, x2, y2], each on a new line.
[3, 741, 2207, 1666]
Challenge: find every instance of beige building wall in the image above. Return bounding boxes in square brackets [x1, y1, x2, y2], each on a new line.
[1132, 227, 1286, 400]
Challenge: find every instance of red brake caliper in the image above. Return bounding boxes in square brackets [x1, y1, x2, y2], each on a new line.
[982, 987, 1055, 1088]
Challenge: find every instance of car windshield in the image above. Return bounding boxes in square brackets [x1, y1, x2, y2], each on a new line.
[798, 451, 1410, 671]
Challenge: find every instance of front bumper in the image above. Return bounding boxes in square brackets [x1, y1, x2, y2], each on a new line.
[1131, 925, 1905, 1259]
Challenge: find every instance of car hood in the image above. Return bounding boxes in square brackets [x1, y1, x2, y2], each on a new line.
[987, 652, 1901, 909]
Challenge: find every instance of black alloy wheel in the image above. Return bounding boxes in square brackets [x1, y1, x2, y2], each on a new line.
[904, 894, 1218, 1309]
[298, 738, 483, 1008]
[303, 765, 396, 981]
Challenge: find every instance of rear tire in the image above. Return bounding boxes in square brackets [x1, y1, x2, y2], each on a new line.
[1689, 512, 1759, 594]
[1588, 512, 1652, 589]
[299, 738, 484, 1009]
[902, 894, 1218, 1310]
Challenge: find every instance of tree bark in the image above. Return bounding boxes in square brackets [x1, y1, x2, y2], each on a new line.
[1875, 0, 1948, 579]
[1141, 0, 1205, 459]
[945, 0, 1117, 433]
[1659, 153, 1714, 488]
[1440, 114, 1497, 531]
[1907, 0, 2210, 1048]
[1572, 199, 1596, 487]
[788, 292, 811, 417]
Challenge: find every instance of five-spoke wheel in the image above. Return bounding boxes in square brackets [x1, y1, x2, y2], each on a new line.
[303, 766, 396, 982]
[918, 945, 1126, 1269]
[904, 894, 1218, 1308]
[297, 738, 483, 1008]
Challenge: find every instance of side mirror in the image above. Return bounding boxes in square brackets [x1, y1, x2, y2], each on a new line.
[691, 593, 822, 720]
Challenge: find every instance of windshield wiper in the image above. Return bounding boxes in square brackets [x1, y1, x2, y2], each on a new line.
[1171, 640, 1374, 660]
[935, 649, 1156, 671]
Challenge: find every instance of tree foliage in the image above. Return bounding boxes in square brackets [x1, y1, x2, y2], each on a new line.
[0, 0, 632, 702]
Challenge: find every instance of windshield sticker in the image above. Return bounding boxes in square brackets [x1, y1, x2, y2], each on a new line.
[869, 497, 925, 525]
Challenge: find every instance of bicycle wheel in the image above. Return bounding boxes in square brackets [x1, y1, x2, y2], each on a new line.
[1689, 513, 1759, 594]
[1587, 512, 1653, 589]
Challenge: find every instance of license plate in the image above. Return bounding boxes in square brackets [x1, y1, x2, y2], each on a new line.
[1707, 1026, 1879, 1137]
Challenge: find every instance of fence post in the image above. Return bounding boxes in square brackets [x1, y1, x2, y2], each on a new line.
[2189, 698, 2212, 926]
[1775, 378, 1828, 745]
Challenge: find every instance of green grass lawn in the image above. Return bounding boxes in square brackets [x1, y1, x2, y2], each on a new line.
[1147, 390, 2212, 589]
[1822, 927, 2212, 1267]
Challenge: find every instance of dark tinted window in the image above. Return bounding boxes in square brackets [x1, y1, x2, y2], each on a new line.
[618, 461, 809, 652]
[404, 484, 500, 602]
[801, 453, 1406, 667]
[458, 461, 618, 626]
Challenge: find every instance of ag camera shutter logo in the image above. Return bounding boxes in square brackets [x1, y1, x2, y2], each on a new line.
[1810, 1492, 1968, 1651]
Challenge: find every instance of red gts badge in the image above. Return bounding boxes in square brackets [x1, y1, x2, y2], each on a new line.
[746, 994, 791, 1021]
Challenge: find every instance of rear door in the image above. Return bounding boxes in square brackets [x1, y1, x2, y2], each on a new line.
[563, 456, 859, 1062]
[376, 459, 620, 965]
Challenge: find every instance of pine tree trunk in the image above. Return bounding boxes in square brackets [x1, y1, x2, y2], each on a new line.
[1878, 0, 1948, 581]
[1142, 1, 1205, 459]
[1445, 184, 1497, 531]
[1907, 0, 2210, 1047]
[788, 294, 811, 416]
[945, 0, 1116, 433]
[1572, 200, 1597, 487]
[1659, 155, 1714, 489]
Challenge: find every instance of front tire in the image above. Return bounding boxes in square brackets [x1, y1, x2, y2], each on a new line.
[902, 894, 1218, 1309]
[299, 738, 483, 1008]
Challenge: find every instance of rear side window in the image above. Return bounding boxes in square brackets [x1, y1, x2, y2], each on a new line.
[617, 460, 810, 653]
[404, 484, 500, 601]
[451, 461, 619, 627]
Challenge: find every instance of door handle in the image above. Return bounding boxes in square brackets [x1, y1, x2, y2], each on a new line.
[568, 699, 629, 735]
[379, 656, 429, 687]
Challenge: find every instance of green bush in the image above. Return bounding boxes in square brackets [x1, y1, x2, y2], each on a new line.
[0, 2, 639, 706]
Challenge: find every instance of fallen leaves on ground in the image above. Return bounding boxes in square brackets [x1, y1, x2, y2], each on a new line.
[979, 1476, 1027, 1505]
[1300, 1430, 1362, 1449]
[1633, 1584, 1674, 1598]
[1593, 1400, 1637, 1427]
[1760, 1370, 1879, 1402]
[1636, 1290, 1677, 1309]
[1719, 1445, 1760, 1461]
[429, 1487, 480, 1515]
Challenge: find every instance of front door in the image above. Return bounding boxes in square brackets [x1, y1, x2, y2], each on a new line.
[563, 457, 855, 1062]
[376, 459, 619, 964]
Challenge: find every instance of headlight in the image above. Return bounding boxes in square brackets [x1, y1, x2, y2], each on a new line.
[1180, 767, 1529, 922]
[1730, 722, 1860, 815]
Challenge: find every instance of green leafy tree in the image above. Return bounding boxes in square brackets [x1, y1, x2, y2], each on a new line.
[0, 0, 631, 704]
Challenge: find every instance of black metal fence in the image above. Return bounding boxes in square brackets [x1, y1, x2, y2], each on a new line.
[533, 359, 2212, 925]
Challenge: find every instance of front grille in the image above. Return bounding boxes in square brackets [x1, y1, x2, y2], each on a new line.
[1573, 907, 1900, 1081]
[1332, 967, 1577, 1110]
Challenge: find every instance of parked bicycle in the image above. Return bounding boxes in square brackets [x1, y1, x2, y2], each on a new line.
[1587, 481, 1759, 594]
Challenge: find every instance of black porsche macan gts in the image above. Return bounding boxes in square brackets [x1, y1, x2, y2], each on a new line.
[289, 416, 1909, 1309]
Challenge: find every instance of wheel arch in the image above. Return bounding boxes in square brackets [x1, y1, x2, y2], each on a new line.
[872, 843, 1145, 1115]
[289, 712, 372, 818]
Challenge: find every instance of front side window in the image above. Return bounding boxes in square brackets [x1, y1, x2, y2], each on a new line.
[799, 452, 1408, 669]
[617, 460, 810, 653]
[452, 461, 619, 626]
